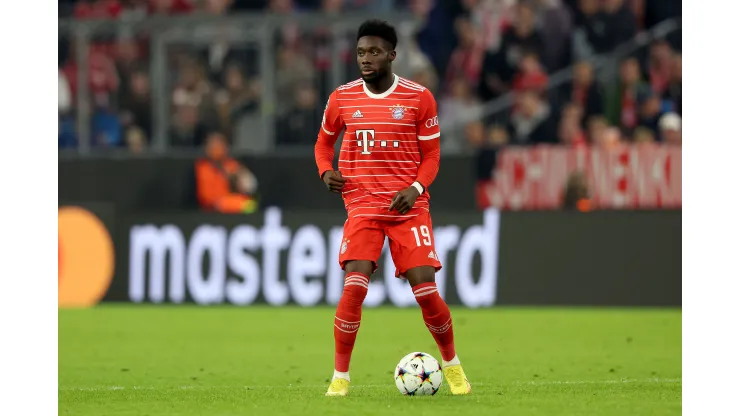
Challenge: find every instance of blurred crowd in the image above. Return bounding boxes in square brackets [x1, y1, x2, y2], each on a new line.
[58, 0, 681, 153]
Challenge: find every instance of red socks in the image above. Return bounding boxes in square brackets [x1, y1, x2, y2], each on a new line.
[334, 277, 456, 373]
[333, 272, 369, 372]
[413, 282, 457, 362]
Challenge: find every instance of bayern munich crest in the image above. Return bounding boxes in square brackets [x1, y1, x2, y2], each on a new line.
[341, 239, 349, 254]
[390, 105, 406, 120]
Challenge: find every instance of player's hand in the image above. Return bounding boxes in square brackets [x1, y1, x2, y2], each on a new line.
[389, 186, 421, 215]
[322, 170, 346, 193]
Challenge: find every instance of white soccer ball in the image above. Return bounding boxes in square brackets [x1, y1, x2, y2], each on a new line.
[393, 352, 443, 396]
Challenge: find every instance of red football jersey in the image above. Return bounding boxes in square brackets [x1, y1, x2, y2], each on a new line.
[315, 74, 442, 221]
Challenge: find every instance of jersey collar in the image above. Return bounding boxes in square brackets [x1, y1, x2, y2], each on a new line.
[363, 74, 399, 99]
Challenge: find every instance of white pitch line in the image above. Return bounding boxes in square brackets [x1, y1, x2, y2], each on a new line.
[521, 378, 681, 386]
[60, 378, 680, 392]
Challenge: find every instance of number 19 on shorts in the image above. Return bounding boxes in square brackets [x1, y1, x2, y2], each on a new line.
[411, 226, 432, 247]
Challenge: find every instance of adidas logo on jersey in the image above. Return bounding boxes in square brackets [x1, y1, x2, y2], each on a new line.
[428, 251, 439, 261]
[352, 110, 363, 118]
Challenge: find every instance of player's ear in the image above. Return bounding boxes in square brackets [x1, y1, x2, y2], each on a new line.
[389, 50, 396, 62]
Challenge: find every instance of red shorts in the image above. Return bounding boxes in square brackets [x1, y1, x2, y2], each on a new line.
[338, 211, 442, 278]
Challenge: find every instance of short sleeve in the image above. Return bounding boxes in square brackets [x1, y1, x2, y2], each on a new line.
[416, 89, 440, 141]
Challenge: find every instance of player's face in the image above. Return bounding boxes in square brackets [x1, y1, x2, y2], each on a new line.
[356, 36, 395, 82]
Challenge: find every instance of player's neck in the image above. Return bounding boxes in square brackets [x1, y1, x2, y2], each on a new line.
[365, 73, 395, 95]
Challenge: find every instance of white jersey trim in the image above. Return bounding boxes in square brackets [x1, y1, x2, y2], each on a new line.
[363, 74, 400, 99]
[338, 79, 363, 90]
[418, 132, 440, 141]
[398, 78, 426, 92]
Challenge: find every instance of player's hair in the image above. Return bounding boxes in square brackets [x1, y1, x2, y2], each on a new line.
[356, 19, 397, 50]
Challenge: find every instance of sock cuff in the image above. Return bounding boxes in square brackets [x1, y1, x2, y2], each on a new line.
[442, 355, 461, 367]
[344, 272, 370, 290]
[412, 282, 438, 298]
[345, 272, 370, 281]
[333, 370, 350, 381]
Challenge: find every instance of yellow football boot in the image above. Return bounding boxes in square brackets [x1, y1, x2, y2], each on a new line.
[325, 378, 350, 397]
[442, 364, 472, 395]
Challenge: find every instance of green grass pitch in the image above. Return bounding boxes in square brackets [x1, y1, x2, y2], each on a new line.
[59, 306, 681, 415]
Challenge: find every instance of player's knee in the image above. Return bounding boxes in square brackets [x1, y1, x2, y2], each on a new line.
[405, 266, 436, 287]
[344, 260, 375, 277]
[341, 266, 371, 306]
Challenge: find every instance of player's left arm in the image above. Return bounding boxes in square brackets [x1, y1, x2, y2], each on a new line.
[389, 89, 441, 214]
[413, 88, 441, 192]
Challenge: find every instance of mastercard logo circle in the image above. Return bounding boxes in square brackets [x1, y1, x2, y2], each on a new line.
[58, 207, 115, 307]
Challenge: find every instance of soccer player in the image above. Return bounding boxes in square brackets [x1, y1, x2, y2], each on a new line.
[314, 19, 472, 397]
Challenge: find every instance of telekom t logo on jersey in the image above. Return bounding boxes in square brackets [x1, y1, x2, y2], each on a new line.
[355, 129, 400, 155]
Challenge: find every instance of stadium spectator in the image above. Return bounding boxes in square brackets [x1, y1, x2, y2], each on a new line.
[61, 42, 120, 111]
[511, 51, 548, 95]
[195, 0, 256, 84]
[411, 0, 457, 83]
[507, 89, 557, 145]
[444, 15, 485, 94]
[467, 121, 513, 151]
[534, 0, 573, 72]
[637, 90, 662, 135]
[195, 131, 259, 213]
[275, 83, 321, 146]
[275, 45, 316, 116]
[557, 103, 587, 147]
[658, 112, 681, 145]
[606, 57, 651, 133]
[439, 77, 483, 135]
[125, 126, 148, 153]
[647, 40, 674, 96]
[214, 63, 260, 137]
[487, 124, 510, 147]
[560, 60, 603, 125]
[119, 68, 152, 142]
[590, 0, 637, 54]
[114, 37, 146, 96]
[170, 103, 209, 147]
[586, 115, 608, 144]
[466, 0, 515, 53]
[632, 126, 656, 145]
[463, 120, 487, 149]
[394, 22, 439, 93]
[171, 56, 220, 132]
[92, 110, 123, 147]
[478, 1, 544, 100]
[594, 126, 622, 150]
[483, 124, 509, 150]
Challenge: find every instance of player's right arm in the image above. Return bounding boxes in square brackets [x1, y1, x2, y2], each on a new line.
[314, 90, 346, 193]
